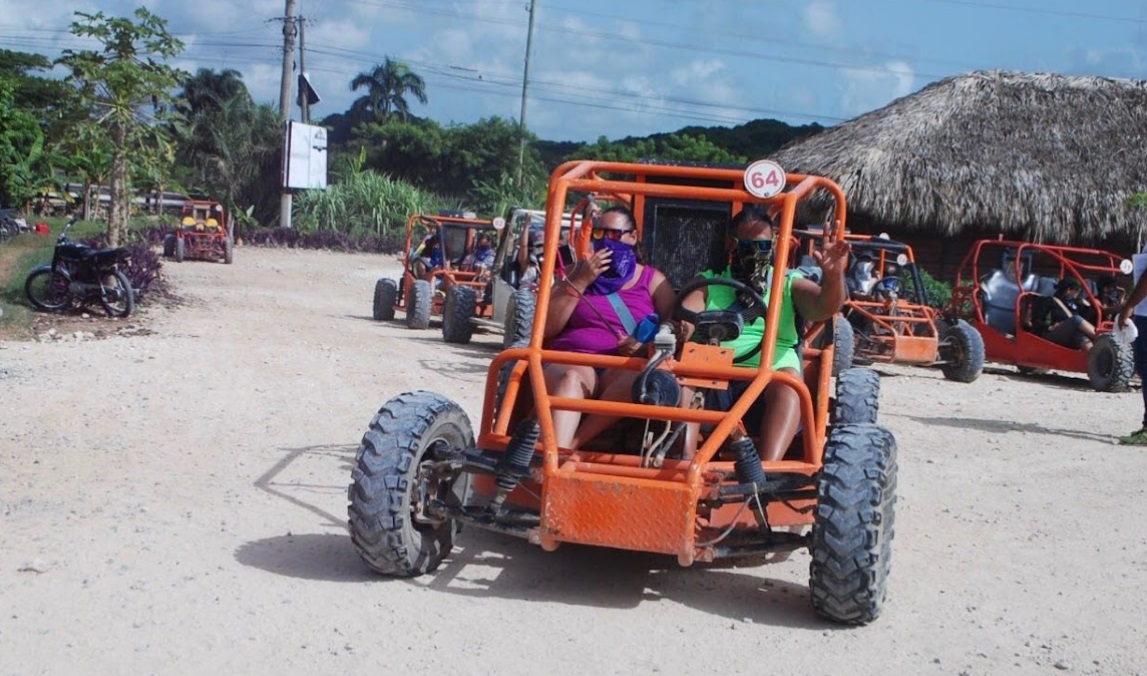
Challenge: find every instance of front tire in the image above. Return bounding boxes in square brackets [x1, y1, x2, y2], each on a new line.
[940, 319, 985, 383]
[442, 285, 477, 344]
[406, 279, 432, 330]
[175, 237, 185, 263]
[809, 424, 898, 625]
[372, 278, 398, 321]
[224, 236, 234, 264]
[24, 268, 71, 311]
[163, 234, 175, 258]
[503, 288, 536, 349]
[1088, 333, 1133, 392]
[348, 391, 473, 576]
[99, 271, 134, 318]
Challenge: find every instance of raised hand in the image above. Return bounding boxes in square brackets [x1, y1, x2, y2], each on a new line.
[568, 247, 611, 290]
[815, 239, 851, 281]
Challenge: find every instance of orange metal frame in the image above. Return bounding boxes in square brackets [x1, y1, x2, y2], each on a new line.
[473, 161, 848, 565]
[396, 213, 499, 317]
[951, 239, 1128, 373]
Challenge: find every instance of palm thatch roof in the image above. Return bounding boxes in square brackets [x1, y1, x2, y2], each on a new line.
[770, 70, 1147, 244]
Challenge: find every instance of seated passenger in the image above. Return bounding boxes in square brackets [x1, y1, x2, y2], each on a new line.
[511, 227, 545, 290]
[1032, 278, 1097, 351]
[846, 253, 878, 301]
[679, 205, 849, 462]
[411, 233, 443, 281]
[460, 232, 496, 281]
[1097, 274, 1125, 320]
[543, 205, 675, 448]
[873, 262, 902, 300]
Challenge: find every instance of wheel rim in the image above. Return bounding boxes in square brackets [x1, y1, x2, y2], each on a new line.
[102, 275, 130, 315]
[30, 271, 70, 309]
[410, 435, 466, 541]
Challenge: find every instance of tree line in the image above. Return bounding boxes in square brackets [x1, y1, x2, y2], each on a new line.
[0, 7, 823, 243]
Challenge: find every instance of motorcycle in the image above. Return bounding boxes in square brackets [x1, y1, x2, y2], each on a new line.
[24, 216, 135, 318]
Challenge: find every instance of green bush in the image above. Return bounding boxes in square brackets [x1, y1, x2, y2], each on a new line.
[918, 267, 952, 308]
[293, 171, 451, 236]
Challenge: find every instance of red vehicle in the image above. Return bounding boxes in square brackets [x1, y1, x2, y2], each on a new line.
[801, 230, 984, 382]
[949, 239, 1134, 391]
[372, 212, 500, 329]
[163, 199, 233, 264]
[349, 161, 898, 624]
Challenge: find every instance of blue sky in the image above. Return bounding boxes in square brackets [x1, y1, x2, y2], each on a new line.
[3, 0, 1146, 142]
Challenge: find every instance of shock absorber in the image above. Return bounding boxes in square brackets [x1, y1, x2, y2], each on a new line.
[489, 418, 539, 512]
[731, 436, 767, 489]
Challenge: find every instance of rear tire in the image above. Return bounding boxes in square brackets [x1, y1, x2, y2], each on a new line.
[99, 270, 134, 318]
[833, 368, 880, 425]
[940, 319, 984, 383]
[163, 234, 175, 258]
[348, 391, 473, 576]
[175, 237, 185, 263]
[809, 424, 898, 625]
[832, 315, 855, 376]
[442, 285, 477, 344]
[503, 288, 536, 349]
[373, 278, 398, 321]
[1088, 333, 1133, 392]
[224, 236, 234, 264]
[406, 280, 432, 329]
[24, 269, 71, 311]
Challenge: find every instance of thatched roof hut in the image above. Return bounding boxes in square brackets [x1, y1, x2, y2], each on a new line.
[770, 70, 1147, 247]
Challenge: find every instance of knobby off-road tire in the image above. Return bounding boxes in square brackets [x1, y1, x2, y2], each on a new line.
[175, 237, 185, 263]
[406, 279, 432, 329]
[442, 285, 477, 344]
[372, 278, 398, 321]
[809, 423, 898, 625]
[832, 315, 855, 377]
[832, 367, 880, 425]
[940, 319, 985, 383]
[224, 236, 234, 264]
[99, 271, 134, 318]
[348, 391, 473, 576]
[1088, 334, 1134, 392]
[24, 269, 71, 311]
[163, 234, 176, 258]
[503, 289, 536, 349]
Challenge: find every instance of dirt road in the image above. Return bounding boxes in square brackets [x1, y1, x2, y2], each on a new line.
[2, 246, 1146, 675]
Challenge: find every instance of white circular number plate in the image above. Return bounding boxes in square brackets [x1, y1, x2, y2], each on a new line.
[743, 159, 786, 199]
[492, 216, 506, 230]
[1120, 258, 1134, 275]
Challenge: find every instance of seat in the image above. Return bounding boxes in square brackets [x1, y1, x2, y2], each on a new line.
[980, 269, 1020, 335]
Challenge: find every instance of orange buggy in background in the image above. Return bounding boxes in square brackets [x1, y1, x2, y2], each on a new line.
[949, 239, 1134, 391]
[348, 161, 899, 625]
[163, 199, 233, 264]
[372, 212, 500, 330]
[801, 230, 985, 382]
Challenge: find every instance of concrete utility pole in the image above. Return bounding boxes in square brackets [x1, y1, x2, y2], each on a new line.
[279, 0, 298, 229]
[516, 0, 537, 188]
[298, 16, 310, 123]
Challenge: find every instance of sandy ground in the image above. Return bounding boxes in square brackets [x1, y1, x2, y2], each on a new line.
[2, 246, 1147, 676]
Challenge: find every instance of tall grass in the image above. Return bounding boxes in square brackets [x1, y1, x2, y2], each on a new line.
[293, 171, 452, 236]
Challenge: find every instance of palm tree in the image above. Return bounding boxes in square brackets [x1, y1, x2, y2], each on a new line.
[349, 57, 427, 123]
[175, 68, 249, 117]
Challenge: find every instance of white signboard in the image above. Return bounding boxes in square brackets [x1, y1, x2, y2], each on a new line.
[283, 121, 328, 190]
[743, 159, 786, 199]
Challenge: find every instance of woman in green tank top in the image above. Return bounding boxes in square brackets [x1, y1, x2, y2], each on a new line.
[678, 206, 851, 462]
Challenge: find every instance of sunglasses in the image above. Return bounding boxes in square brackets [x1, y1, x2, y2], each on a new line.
[591, 228, 634, 241]
[735, 238, 773, 253]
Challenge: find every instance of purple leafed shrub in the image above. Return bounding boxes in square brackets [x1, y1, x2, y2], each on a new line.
[84, 233, 165, 300]
[243, 227, 403, 254]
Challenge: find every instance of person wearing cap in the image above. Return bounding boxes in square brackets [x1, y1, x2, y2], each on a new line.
[515, 226, 546, 290]
[1032, 278, 1097, 351]
[412, 233, 443, 281]
[846, 252, 879, 301]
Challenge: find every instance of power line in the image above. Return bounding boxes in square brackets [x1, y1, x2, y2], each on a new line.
[915, 0, 1147, 24]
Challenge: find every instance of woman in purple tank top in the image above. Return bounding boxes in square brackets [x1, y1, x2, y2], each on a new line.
[543, 205, 676, 448]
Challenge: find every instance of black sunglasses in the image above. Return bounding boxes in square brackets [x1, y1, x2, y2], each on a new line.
[735, 238, 773, 253]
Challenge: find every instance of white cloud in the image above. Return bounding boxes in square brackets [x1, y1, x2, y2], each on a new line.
[803, 1, 842, 40]
[839, 60, 916, 117]
[671, 59, 725, 87]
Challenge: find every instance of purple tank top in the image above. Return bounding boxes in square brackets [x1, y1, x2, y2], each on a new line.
[548, 266, 657, 355]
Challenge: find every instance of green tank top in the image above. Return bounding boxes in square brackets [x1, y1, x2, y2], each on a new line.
[697, 266, 801, 371]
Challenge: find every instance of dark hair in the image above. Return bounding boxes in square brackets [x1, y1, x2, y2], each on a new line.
[1097, 274, 1117, 291]
[599, 204, 637, 230]
[1055, 277, 1081, 295]
[728, 204, 773, 236]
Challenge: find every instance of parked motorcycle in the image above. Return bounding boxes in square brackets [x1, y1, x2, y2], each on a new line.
[24, 216, 134, 317]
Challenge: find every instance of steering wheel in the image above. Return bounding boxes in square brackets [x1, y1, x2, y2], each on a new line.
[673, 277, 769, 364]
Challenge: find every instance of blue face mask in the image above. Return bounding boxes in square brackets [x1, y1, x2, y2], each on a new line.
[587, 237, 637, 295]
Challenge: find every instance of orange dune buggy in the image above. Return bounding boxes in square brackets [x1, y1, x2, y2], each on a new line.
[348, 161, 899, 624]
[372, 212, 500, 330]
[949, 239, 1134, 391]
[163, 199, 233, 264]
[802, 230, 984, 382]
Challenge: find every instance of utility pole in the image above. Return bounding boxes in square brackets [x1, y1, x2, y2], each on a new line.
[516, 0, 537, 188]
[298, 16, 309, 123]
[278, 0, 298, 229]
